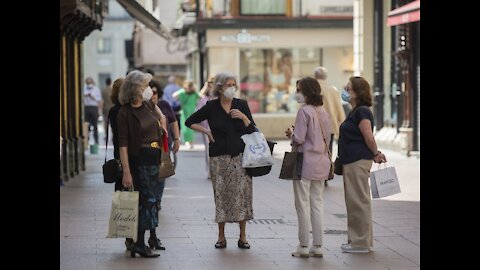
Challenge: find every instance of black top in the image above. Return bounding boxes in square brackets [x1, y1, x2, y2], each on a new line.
[338, 106, 375, 164]
[185, 98, 256, 157]
[108, 103, 121, 159]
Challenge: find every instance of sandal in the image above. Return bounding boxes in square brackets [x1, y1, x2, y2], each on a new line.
[237, 239, 250, 249]
[215, 239, 227, 249]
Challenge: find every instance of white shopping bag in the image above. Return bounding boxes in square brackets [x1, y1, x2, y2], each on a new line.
[370, 165, 401, 198]
[106, 190, 139, 241]
[241, 131, 274, 168]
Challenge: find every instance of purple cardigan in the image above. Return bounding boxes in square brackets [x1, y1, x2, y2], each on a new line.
[292, 105, 332, 181]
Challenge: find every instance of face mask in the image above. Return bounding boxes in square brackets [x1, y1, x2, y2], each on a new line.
[142, 86, 154, 101]
[294, 93, 305, 103]
[341, 88, 350, 102]
[86, 84, 93, 89]
[223, 86, 236, 100]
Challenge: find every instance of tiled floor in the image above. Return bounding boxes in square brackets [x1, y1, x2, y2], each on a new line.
[60, 138, 419, 270]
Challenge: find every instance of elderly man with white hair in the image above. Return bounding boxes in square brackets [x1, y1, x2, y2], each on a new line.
[314, 67, 345, 186]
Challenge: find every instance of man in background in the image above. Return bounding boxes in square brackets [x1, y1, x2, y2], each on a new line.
[314, 67, 345, 186]
[83, 76, 102, 146]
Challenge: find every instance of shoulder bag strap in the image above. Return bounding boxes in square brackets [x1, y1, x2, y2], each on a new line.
[317, 108, 332, 160]
[104, 115, 110, 163]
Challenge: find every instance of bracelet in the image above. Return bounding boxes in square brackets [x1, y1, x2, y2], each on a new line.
[374, 150, 381, 156]
[174, 138, 180, 141]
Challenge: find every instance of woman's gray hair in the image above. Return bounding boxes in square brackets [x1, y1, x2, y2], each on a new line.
[212, 72, 238, 97]
[119, 70, 152, 105]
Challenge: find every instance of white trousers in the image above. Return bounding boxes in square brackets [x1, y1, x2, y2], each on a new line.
[293, 179, 325, 247]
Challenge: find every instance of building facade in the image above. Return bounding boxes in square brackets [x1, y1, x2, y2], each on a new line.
[82, 0, 135, 91]
[131, 0, 189, 83]
[181, 0, 354, 138]
[354, 0, 419, 155]
[60, 0, 109, 182]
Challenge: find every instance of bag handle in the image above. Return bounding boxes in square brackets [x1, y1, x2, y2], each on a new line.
[317, 109, 332, 160]
[104, 115, 110, 163]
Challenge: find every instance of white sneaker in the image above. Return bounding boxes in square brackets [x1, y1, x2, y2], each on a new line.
[291, 245, 310, 257]
[341, 244, 370, 253]
[309, 245, 323, 257]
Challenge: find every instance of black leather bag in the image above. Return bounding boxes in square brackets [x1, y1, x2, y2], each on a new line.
[102, 116, 122, 183]
[279, 148, 303, 180]
[334, 156, 343, 175]
[103, 159, 123, 183]
[245, 140, 276, 177]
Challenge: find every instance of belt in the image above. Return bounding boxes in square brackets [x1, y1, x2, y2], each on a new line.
[140, 142, 160, 149]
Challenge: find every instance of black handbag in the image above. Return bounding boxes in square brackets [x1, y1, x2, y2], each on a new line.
[103, 159, 123, 183]
[245, 140, 276, 177]
[334, 156, 343, 175]
[279, 146, 303, 180]
[102, 116, 123, 183]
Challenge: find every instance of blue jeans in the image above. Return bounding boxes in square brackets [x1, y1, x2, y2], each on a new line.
[154, 179, 166, 208]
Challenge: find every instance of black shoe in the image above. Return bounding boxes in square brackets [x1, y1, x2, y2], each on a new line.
[148, 237, 166, 250]
[130, 244, 160, 258]
[238, 239, 250, 249]
[125, 238, 134, 251]
[215, 239, 227, 249]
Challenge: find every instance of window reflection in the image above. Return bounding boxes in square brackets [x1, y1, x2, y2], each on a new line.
[239, 48, 322, 113]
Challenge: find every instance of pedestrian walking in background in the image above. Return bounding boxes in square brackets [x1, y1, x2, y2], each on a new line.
[173, 80, 200, 149]
[83, 76, 102, 146]
[314, 67, 345, 187]
[162, 75, 182, 126]
[338, 76, 387, 253]
[313, 66, 345, 150]
[185, 72, 256, 250]
[117, 70, 167, 258]
[285, 77, 332, 258]
[102, 77, 113, 141]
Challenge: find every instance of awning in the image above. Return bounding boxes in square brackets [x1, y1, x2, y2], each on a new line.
[387, 0, 420, 27]
[116, 0, 173, 40]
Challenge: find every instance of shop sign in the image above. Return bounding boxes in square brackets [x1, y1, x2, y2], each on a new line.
[220, 29, 270, 44]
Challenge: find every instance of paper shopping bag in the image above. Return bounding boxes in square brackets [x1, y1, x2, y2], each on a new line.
[106, 190, 139, 241]
[370, 165, 401, 198]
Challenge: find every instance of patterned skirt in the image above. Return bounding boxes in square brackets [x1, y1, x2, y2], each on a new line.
[210, 154, 253, 223]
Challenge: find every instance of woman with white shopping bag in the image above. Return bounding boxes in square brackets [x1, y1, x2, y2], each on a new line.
[185, 72, 256, 250]
[337, 76, 387, 254]
[284, 77, 332, 258]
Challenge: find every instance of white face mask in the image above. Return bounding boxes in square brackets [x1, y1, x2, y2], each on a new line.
[142, 86, 154, 101]
[86, 84, 94, 89]
[294, 92, 305, 103]
[223, 86, 236, 100]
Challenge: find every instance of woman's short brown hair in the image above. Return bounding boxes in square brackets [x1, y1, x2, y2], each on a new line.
[297, 77, 323, 106]
[349, 76, 373, 107]
[110, 77, 124, 104]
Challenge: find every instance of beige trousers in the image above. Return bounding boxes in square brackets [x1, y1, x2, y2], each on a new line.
[343, 159, 373, 248]
[293, 179, 325, 247]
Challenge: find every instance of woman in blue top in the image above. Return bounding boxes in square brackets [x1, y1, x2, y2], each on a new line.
[338, 76, 387, 254]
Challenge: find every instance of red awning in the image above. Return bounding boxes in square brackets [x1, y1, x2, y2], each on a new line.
[387, 0, 420, 27]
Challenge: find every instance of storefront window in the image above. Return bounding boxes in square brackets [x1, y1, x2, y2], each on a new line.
[239, 48, 322, 114]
